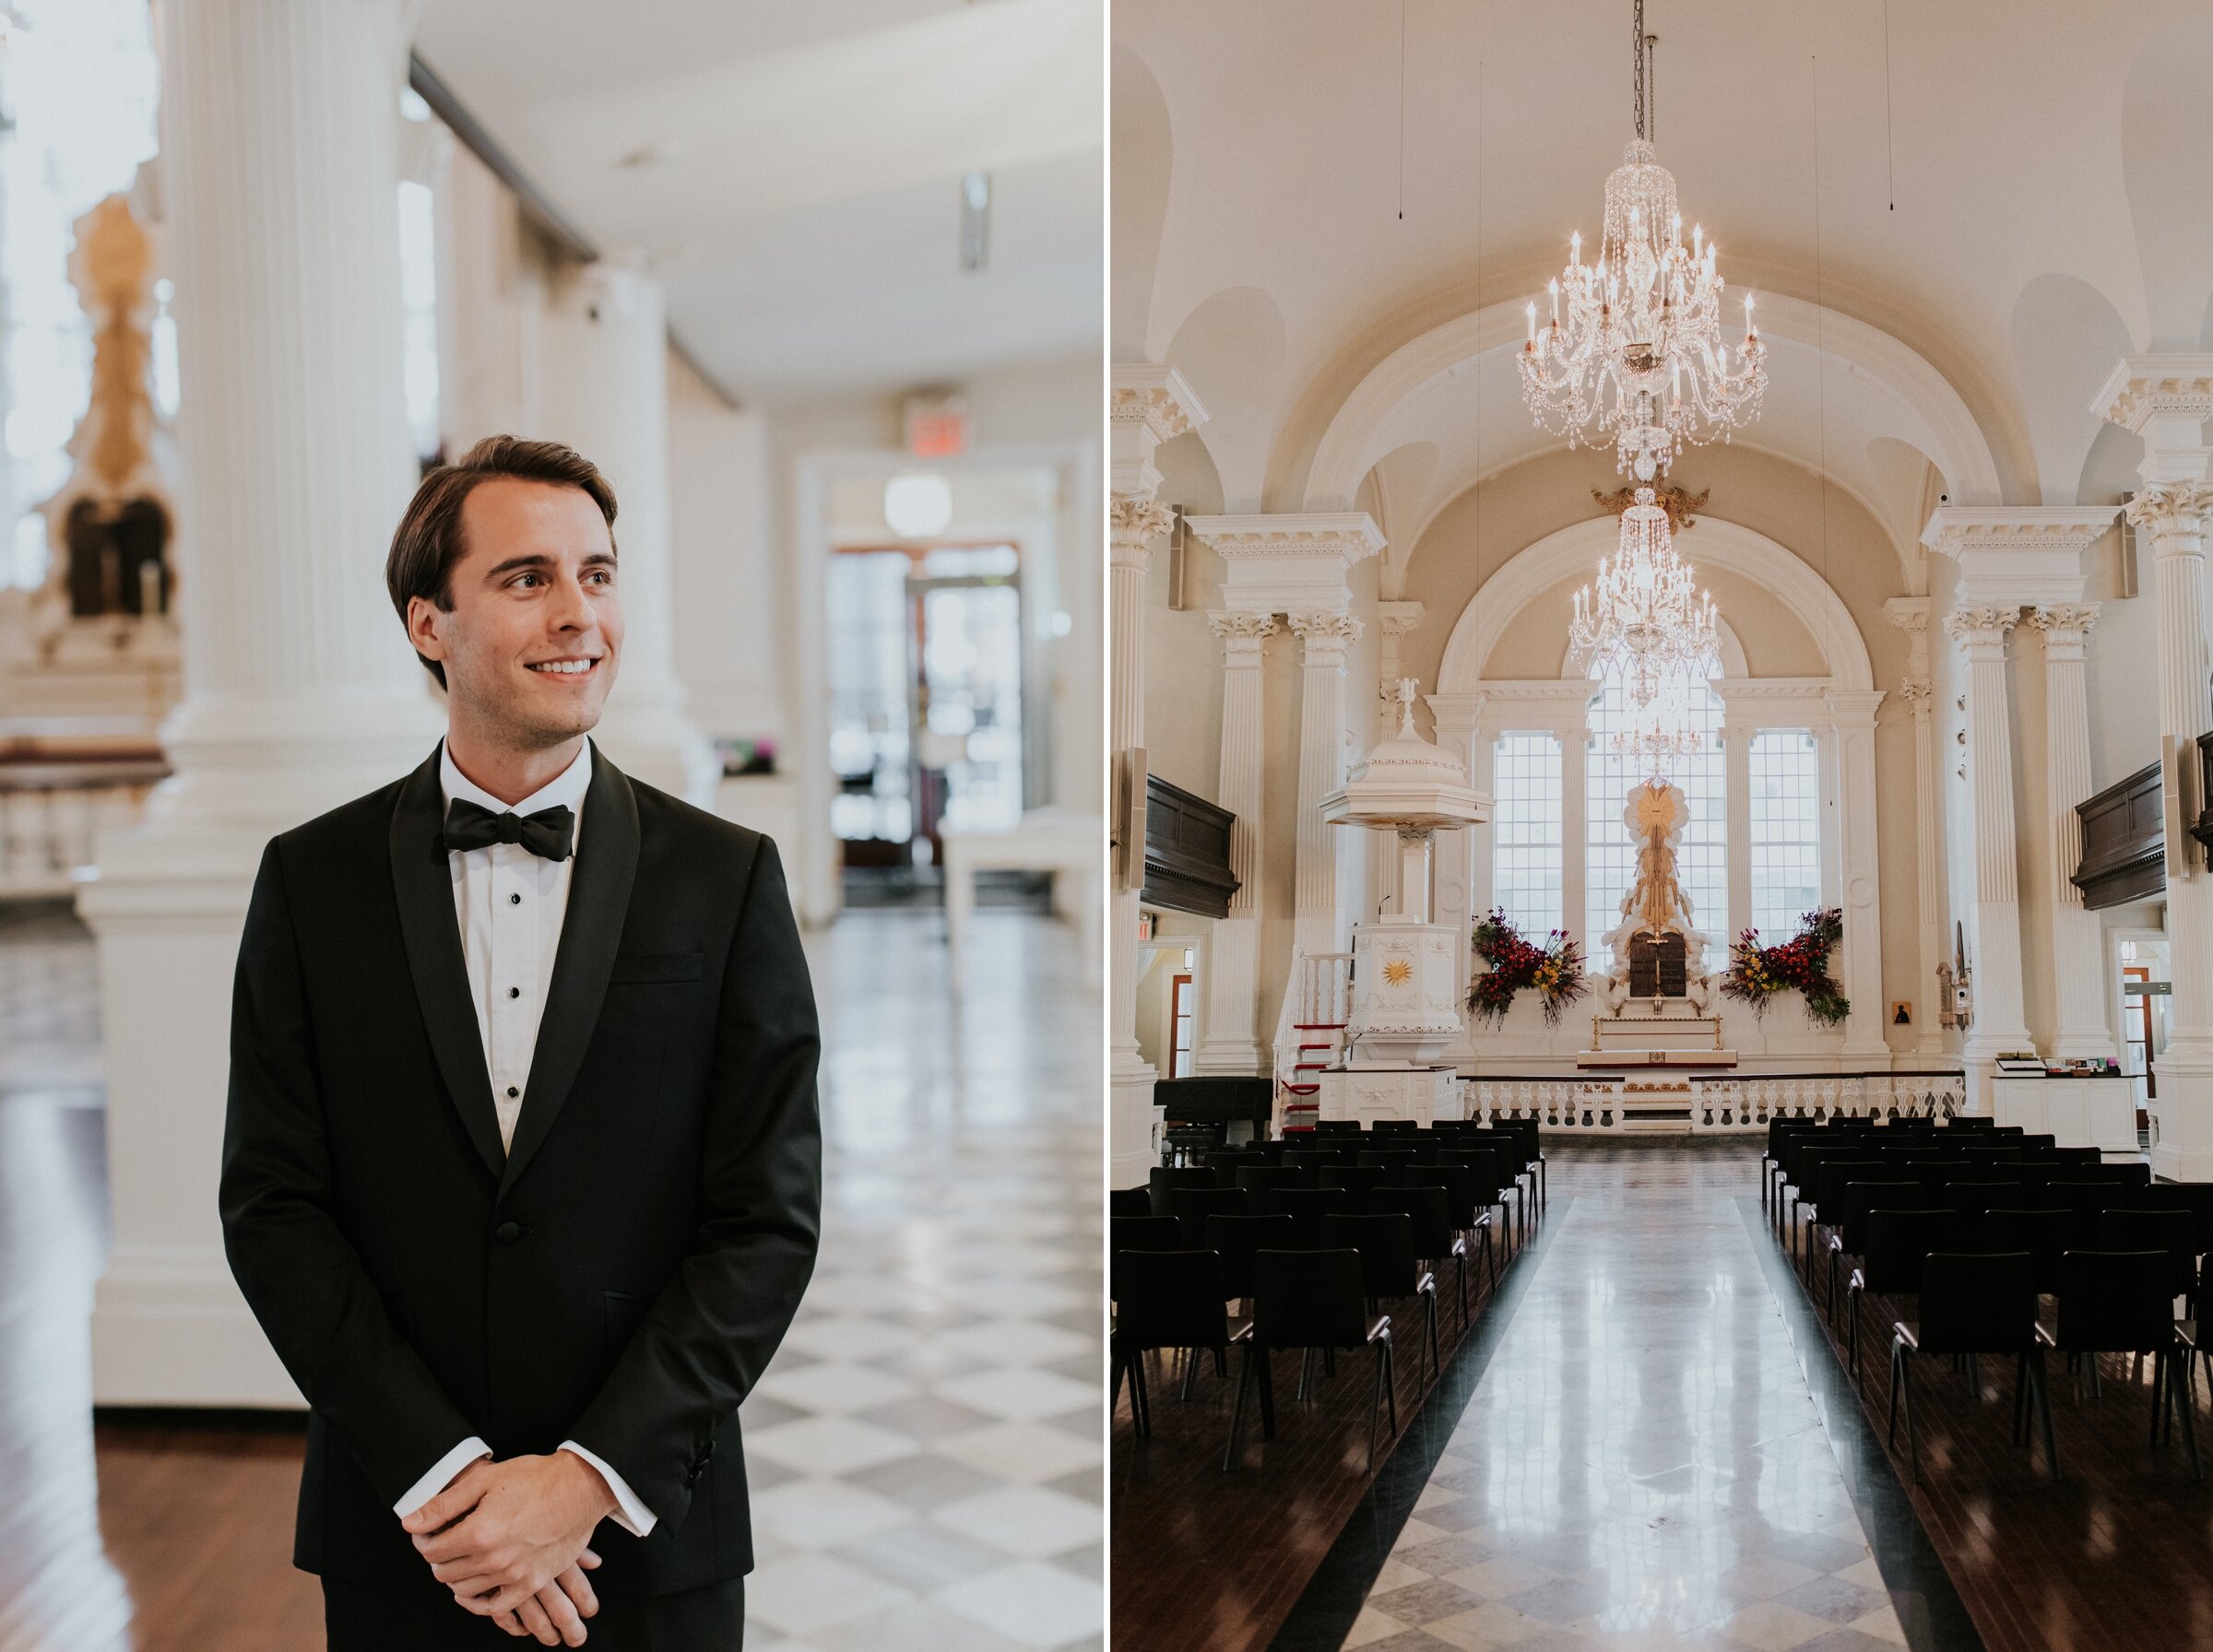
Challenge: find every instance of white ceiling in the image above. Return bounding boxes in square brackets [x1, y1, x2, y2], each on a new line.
[1115, 0, 2213, 535]
[414, 0, 1103, 404]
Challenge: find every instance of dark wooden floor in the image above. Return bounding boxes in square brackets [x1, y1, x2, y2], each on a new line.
[1781, 1197, 2213, 1652]
[1108, 1211, 1523, 1652]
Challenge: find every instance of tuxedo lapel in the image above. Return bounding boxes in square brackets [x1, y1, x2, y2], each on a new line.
[388, 746, 505, 1180]
[499, 743, 639, 1197]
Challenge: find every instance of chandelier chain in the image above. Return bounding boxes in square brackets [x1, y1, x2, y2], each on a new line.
[1631, 0, 1647, 140]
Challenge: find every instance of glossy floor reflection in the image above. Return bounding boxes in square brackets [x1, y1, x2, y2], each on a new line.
[1346, 1143, 1908, 1652]
[0, 900, 1100, 1652]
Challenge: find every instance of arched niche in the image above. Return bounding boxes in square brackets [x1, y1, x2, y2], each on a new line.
[1436, 514, 1875, 694]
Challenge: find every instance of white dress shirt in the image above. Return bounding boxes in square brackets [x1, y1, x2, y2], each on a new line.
[390, 739, 658, 1537]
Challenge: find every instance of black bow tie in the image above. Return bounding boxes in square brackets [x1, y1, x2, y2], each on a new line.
[443, 797, 576, 861]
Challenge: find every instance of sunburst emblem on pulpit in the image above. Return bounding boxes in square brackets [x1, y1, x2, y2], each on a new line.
[1382, 959, 1413, 987]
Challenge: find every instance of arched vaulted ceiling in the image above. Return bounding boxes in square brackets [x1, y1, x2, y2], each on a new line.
[1116, 1, 2213, 551]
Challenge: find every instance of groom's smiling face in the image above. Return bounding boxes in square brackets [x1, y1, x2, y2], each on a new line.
[408, 478, 625, 749]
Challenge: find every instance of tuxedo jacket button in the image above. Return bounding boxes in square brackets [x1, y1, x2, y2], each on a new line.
[494, 1221, 522, 1245]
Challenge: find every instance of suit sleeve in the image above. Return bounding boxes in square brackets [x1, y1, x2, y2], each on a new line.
[565, 834, 822, 1527]
[219, 837, 480, 1506]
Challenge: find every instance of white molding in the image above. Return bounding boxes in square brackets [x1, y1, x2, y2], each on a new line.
[1188, 512, 1385, 617]
[1920, 506, 2112, 609]
[1436, 514, 1876, 692]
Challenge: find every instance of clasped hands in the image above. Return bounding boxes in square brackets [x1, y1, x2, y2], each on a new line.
[402, 1450, 619, 1646]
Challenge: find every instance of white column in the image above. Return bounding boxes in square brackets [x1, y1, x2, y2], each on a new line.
[1886, 598, 1947, 1053]
[1945, 606, 2034, 1109]
[1559, 711, 1589, 953]
[2030, 604, 2116, 1061]
[1721, 711, 1753, 947]
[1287, 612, 1362, 957]
[1193, 612, 1274, 1074]
[1376, 602, 1425, 734]
[536, 259, 716, 804]
[79, 0, 448, 1404]
[1108, 366, 1206, 1187]
[1826, 689, 1889, 1058]
[2096, 357, 2213, 1176]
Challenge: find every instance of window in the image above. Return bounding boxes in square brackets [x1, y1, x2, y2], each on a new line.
[1748, 728, 1821, 939]
[1490, 732, 1563, 937]
[1585, 672, 1726, 950]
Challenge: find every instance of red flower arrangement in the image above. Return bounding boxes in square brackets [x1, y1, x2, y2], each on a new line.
[1721, 908, 1850, 1024]
[1469, 910, 1589, 1027]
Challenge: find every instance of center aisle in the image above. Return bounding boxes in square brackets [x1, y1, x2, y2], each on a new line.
[1343, 1140, 1911, 1652]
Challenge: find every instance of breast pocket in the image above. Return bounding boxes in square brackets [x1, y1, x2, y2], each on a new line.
[608, 951, 704, 986]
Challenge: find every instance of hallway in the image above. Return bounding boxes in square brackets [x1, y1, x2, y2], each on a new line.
[1338, 1142, 1917, 1652]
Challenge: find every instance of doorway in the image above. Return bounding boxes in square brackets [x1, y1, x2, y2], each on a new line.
[2115, 931, 2172, 1138]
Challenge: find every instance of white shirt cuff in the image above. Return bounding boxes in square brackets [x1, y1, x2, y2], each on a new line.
[394, 1436, 492, 1520]
[560, 1441, 657, 1537]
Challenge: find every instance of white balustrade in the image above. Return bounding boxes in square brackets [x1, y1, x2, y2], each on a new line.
[0, 761, 164, 900]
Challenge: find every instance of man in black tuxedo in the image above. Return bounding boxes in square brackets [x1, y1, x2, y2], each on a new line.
[219, 436, 820, 1648]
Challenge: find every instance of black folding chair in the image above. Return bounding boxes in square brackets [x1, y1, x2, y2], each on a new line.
[2051, 1249, 2199, 1480]
[1114, 1248, 1244, 1439]
[1888, 1250, 2057, 1482]
[1846, 1207, 1960, 1395]
[1326, 1211, 1439, 1386]
[1225, 1248, 1394, 1471]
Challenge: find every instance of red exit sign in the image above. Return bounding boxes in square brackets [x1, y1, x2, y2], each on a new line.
[905, 396, 966, 458]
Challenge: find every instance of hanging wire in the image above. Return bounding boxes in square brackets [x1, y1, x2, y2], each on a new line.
[1398, 0, 1407, 220]
[1812, 54, 1832, 585]
[1881, 0, 1896, 209]
[1645, 30, 1657, 145]
[1631, 0, 1647, 139]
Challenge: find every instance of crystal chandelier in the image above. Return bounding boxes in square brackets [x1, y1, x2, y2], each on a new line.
[1518, 0, 1767, 481]
[1572, 485, 1721, 777]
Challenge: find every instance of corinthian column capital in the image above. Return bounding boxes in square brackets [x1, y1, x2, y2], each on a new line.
[1287, 610, 1362, 666]
[1944, 605, 2019, 655]
[1208, 609, 1278, 667]
[2125, 480, 2213, 537]
[2029, 602, 2100, 653]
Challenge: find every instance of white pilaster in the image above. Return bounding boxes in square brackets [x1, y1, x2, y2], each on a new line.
[1376, 601, 1425, 735]
[1108, 365, 1206, 1188]
[1721, 714, 1753, 949]
[536, 259, 716, 804]
[81, 0, 448, 1404]
[1192, 612, 1274, 1074]
[1825, 689, 1889, 1058]
[1944, 606, 2034, 1109]
[1885, 598, 1947, 1053]
[2030, 604, 2117, 1062]
[1287, 612, 1363, 957]
[2096, 356, 2213, 1177]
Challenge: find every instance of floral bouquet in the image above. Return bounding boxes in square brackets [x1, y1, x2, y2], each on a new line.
[1469, 910, 1589, 1027]
[1721, 907, 1850, 1024]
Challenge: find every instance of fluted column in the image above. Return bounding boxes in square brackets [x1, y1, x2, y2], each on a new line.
[1193, 613, 1275, 1073]
[1826, 689, 1889, 1057]
[1946, 606, 2034, 1109]
[1108, 366, 1205, 1187]
[2096, 356, 2213, 1177]
[1886, 598, 1947, 1053]
[1288, 613, 1362, 958]
[2030, 605, 2116, 1060]
[78, 0, 448, 1404]
[536, 259, 716, 802]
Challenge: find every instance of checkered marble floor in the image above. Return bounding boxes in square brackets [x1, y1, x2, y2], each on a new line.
[0, 895, 1100, 1650]
[744, 908, 1102, 1652]
[1341, 1145, 1907, 1652]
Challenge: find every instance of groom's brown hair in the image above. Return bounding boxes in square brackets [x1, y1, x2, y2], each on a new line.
[385, 435, 619, 688]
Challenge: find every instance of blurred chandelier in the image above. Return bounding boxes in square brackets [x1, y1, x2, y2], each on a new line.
[1519, 0, 1767, 481]
[1572, 486, 1721, 776]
